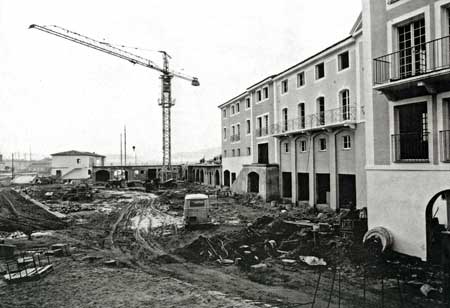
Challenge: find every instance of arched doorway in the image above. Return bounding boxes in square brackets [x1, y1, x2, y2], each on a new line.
[124, 170, 129, 181]
[426, 190, 450, 263]
[195, 170, 199, 182]
[214, 170, 220, 186]
[200, 170, 204, 183]
[95, 170, 110, 182]
[248, 172, 259, 193]
[224, 170, 230, 187]
[209, 173, 212, 185]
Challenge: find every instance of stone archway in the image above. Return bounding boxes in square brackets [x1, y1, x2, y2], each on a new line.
[248, 172, 259, 193]
[95, 170, 110, 182]
[224, 170, 230, 187]
[425, 190, 450, 263]
[214, 170, 220, 186]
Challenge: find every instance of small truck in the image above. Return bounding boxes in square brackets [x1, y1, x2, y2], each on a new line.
[183, 194, 211, 227]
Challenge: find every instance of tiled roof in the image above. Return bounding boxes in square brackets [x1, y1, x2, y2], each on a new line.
[51, 150, 105, 158]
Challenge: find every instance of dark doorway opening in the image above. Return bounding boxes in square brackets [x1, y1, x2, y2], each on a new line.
[258, 143, 269, 164]
[148, 169, 157, 180]
[282, 172, 292, 198]
[248, 172, 259, 193]
[231, 172, 236, 184]
[224, 170, 230, 187]
[426, 190, 450, 263]
[200, 170, 204, 183]
[214, 170, 220, 186]
[124, 170, 129, 181]
[298, 173, 309, 201]
[338, 174, 356, 209]
[95, 170, 110, 182]
[316, 173, 330, 204]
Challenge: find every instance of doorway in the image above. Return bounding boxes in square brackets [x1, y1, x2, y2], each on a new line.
[248, 172, 259, 193]
[231, 172, 236, 184]
[338, 174, 356, 209]
[148, 169, 157, 180]
[316, 173, 330, 204]
[224, 170, 230, 187]
[282, 172, 292, 198]
[298, 173, 309, 201]
[258, 143, 269, 164]
[214, 170, 220, 186]
[426, 190, 450, 263]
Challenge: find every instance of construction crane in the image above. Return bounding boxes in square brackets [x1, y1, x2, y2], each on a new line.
[29, 24, 200, 181]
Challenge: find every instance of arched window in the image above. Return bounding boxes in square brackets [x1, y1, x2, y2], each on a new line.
[340, 90, 350, 121]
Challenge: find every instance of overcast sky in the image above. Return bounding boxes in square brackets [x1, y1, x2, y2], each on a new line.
[0, 0, 361, 162]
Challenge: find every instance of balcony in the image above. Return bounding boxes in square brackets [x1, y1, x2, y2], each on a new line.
[440, 130, 450, 162]
[255, 127, 269, 137]
[373, 36, 450, 100]
[270, 106, 358, 136]
[230, 134, 241, 142]
[391, 132, 429, 163]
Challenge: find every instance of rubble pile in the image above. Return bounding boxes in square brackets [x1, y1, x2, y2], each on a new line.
[176, 214, 357, 268]
[0, 189, 67, 236]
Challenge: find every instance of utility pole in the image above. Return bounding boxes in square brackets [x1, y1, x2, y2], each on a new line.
[124, 126, 127, 166]
[120, 133, 123, 166]
[11, 153, 14, 179]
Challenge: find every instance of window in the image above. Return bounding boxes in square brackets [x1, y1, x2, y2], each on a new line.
[223, 109, 227, 118]
[232, 125, 235, 138]
[246, 97, 250, 108]
[281, 80, 288, 94]
[263, 86, 269, 99]
[231, 105, 235, 114]
[223, 127, 227, 140]
[232, 149, 235, 157]
[76, 158, 81, 164]
[297, 71, 305, 87]
[319, 138, 327, 151]
[338, 51, 350, 71]
[237, 148, 241, 157]
[300, 140, 307, 152]
[284, 142, 290, 153]
[237, 124, 240, 137]
[315, 63, 325, 79]
[398, 18, 425, 78]
[256, 90, 262, 102]
[340, 90, 350, 121]
[282, 108, 288, 132]
[247, 147, 251, 155]
[246, 119, 251, 134]
[343, 135, 351, 149]
[257, 117, 262, 135]
[317, 97, 325, 125]
[224, 150, 227, 157]
[236, 102, 240, 113]
[264, 115, 269, 135]
[298, 103, 305, 128]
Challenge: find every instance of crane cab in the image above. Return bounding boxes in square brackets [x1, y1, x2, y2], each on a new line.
[183, 194, 210, 226]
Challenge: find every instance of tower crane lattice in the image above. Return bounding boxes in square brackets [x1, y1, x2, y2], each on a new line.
[29, 24, 200, 181]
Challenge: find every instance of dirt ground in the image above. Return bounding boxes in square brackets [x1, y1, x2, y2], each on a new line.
[0, 183, 448, 307]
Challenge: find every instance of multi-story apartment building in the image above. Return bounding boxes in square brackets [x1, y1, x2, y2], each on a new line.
[219, 16, 366, 210]
[363, 0, 450, 261]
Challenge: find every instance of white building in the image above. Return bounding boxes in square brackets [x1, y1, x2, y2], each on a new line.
[51, 150, 105, 181]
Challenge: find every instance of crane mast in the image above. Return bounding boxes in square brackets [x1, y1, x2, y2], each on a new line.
[29, 24, 199, 181]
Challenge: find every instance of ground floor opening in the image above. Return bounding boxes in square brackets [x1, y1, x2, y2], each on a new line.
[248, 172, 259, 193]
[426, 190, 450, 264]
[224, 170, 230, 187]
[95, 170, 110, 182]
[298, 173, 309, 201]
[316, 173, 330, 205]
[282, 172, 292, 198]
[338, 174, 356, 210]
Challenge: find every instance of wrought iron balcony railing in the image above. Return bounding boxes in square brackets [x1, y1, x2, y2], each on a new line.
[440, 130, 450, 162]
[374, 35, 450, 85]
[229, 134, 241, 142]
[391, 132, 429, 163]
[255, 127, 269, 137]
[270, 106, 357, 135]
